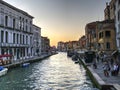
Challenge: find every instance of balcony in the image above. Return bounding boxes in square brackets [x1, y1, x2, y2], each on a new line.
[0, 43, 30, 47]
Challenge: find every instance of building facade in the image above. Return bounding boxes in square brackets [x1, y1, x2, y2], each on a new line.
[104, 2, 110, 20]
[79, 35, 86, 50]
[104, 0, 115, 20]
[57, 41, 66, 52]
[33, 25, 41, 56]
[0, 0, 42, 63]
[97, 20, 116, 54]
[115, 0, 120, 51]
[85, 22, 98, 51]
[41, 37, 50, 54]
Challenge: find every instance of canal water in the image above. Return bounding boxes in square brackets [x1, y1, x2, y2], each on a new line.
[0, 52, 99, 90]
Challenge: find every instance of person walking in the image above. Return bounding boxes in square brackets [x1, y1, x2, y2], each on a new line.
[103, 61, 110, 77]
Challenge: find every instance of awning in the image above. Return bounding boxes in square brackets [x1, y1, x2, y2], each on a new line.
[98, 39, 104, 43]
[0, 54, 13, 58]
[111, 50, 118, 56]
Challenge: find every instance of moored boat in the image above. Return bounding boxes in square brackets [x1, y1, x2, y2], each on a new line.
[22, 63, 30, 67]
[0, 66, 8, 77]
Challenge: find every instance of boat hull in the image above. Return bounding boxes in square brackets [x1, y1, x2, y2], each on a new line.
[0, 68, 8, 77]
[22, 63, 30, 67]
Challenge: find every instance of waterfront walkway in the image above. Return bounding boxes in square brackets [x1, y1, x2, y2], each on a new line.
[83, 59, 120, 90]
[93, 61, 120, 85]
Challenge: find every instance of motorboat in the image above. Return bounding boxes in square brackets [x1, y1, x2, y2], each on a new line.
[22, 63, 30, 68]
[0, 66, 8, 77]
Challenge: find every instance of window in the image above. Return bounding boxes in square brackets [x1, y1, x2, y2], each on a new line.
[30, 36, 32, 44]
[1, 31, 4, 43]
[20, 34, 22, 44]
[5, 31, 8, 43]
[119, 39, 120, 48]
[118, 10, 120, 21]
[119, 24, 120, 32]
[99, 32, 103, 39]
[13, 33, 15, 43]
[13, 19, 15, 29]
[26, 25, 28, 31]
[101, 32, 103, 37]
[19, 17, 22, 30]
[26, 36, 28, 44]
[1, 49, 4, 55]
[99, 33, 101, 39]
[105, 31, 111, 37]
[5, 16, 8, 26]
[106, 42, 110, 49]
[23, 35, 24, 44]
[17, 34, 19, 44]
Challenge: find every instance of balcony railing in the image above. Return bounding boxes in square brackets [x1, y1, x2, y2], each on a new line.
[0, 43, 31, 47]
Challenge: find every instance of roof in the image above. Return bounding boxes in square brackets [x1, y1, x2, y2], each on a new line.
[86, 22, 97, 29]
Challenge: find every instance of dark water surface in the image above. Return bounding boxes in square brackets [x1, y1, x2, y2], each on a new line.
[0, 52, 99, 90]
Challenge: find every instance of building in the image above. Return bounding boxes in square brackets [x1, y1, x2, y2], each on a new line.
[115, 0, 120, 52]
[97, 20, 116, 54]
[109, 0, 115, 20]
[104, 2, 110, 20]
[79, 35, 86, 50]
[0, 0, 43, 64]
[104, 0, 115, 20]
[57, 41, 66, 52]
[33, 25, 41, 56]
[85, 22, 98, 51]
[0, 0, 34, 61]
[41, 37, 50, 54]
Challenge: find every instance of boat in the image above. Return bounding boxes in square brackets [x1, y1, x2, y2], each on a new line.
[74, 60, 79, 64]
[22, 63, 30, 68]
[0, 66, 8, 77]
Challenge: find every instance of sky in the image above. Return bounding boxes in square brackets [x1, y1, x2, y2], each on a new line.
[4, 0, 110, 46]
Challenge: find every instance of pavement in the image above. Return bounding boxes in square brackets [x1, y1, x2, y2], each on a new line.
[91, 60, 120, 89]
[93, 61, 120, 85]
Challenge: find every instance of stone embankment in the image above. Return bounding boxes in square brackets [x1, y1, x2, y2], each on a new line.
[4, 53, 57, 69]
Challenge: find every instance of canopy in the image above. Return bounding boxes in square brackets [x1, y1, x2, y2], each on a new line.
[0, 54, 12, 58]
[111, 50, 118, 56]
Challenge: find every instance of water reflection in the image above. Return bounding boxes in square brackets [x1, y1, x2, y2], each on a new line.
[0, 52, 99, 90]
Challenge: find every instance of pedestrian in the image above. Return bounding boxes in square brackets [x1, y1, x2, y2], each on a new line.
[93, 58, 97, 69]
[116, 64, 119, 76]
[110, 58, 114, 66]
[96, 54, 99, 63]
[103, 61, 109, 77]
[111, 63, 117, 76]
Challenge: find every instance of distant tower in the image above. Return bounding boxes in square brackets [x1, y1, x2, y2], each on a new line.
[104, 2, 110, 20]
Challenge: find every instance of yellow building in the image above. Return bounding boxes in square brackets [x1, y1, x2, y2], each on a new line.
[98, 20, 116, 54]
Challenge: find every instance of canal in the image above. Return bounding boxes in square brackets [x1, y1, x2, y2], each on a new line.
[0, 52, 99, 90]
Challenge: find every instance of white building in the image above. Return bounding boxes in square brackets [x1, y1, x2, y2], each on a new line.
[0, 0, 34, 61]
[33, 25, 41, 56]
[115, 0, 120, 51]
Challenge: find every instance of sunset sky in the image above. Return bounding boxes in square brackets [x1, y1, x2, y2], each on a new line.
[4, 0, 110, 46]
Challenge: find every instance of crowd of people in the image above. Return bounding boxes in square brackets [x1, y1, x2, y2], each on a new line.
[92, 52, 120, 77]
